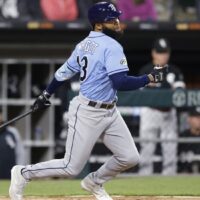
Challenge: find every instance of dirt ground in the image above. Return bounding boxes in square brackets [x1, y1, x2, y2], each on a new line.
[1, 196, 200, 200]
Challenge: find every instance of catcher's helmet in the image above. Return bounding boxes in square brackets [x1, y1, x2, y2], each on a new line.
[88, 2, 122, 25]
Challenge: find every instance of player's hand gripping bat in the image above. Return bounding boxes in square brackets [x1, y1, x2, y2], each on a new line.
[0, 91, 51, 130]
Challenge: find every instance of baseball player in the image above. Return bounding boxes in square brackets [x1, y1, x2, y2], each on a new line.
[9, 2, 167, 200]
[139, 38, 185, 175]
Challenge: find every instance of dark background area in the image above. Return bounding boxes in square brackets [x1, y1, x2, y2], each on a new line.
[0, 0, 199, 87]
[0, 23, 199, 88]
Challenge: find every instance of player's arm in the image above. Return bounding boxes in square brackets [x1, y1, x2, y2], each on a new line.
[46, 64, 77, 95]
[109, 71, 150, 90]
[109, 65, 168, 91]
[31, 60, 78, 111]
[105, 43, 167, 90]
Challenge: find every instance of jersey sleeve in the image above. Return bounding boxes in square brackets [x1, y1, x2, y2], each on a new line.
[105, 43, 129, 76]
[66, 48, 80, 73]
[55, 60, 77, 81]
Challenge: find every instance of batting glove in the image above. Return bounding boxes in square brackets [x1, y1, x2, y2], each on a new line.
[149, 64, 168, 83]
[31, 90, 51, 111]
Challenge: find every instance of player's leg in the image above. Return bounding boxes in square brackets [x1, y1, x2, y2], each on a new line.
[139, 107, 159, 175]
[21, 97, 105, 179]
[84, 108, 140, 185]
[9, 96, 106, 199]
[161, 109, 177, 175]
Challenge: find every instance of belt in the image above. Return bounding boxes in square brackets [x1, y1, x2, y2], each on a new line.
[88, 100, 115, 109]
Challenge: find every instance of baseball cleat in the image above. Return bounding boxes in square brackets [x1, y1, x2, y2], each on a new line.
[81, 175, 113, 200]
[9, 165, 28, 200]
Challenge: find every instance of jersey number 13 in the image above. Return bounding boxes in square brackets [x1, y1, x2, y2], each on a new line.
[77, 56, 88, 81]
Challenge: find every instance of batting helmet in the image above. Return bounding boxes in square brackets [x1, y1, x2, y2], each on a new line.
[88, 2, 122, 25]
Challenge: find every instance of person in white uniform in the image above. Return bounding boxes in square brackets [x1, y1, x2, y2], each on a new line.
[9, 2, 167, 200]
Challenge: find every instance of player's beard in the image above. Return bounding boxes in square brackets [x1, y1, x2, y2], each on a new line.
[102, 27, 123, 41]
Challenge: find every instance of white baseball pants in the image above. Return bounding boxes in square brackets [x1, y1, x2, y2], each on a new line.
[22, 95, 140, 184]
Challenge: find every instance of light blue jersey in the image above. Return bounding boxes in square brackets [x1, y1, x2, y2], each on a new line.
[57, 31, 129, 102]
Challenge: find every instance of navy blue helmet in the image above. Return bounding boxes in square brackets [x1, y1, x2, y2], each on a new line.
[88, 2, 122, 25]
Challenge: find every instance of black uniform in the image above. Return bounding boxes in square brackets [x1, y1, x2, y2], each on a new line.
[139, 63, 184, 89]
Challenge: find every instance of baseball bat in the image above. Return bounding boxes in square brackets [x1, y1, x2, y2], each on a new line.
[0, 109, 34, 130]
